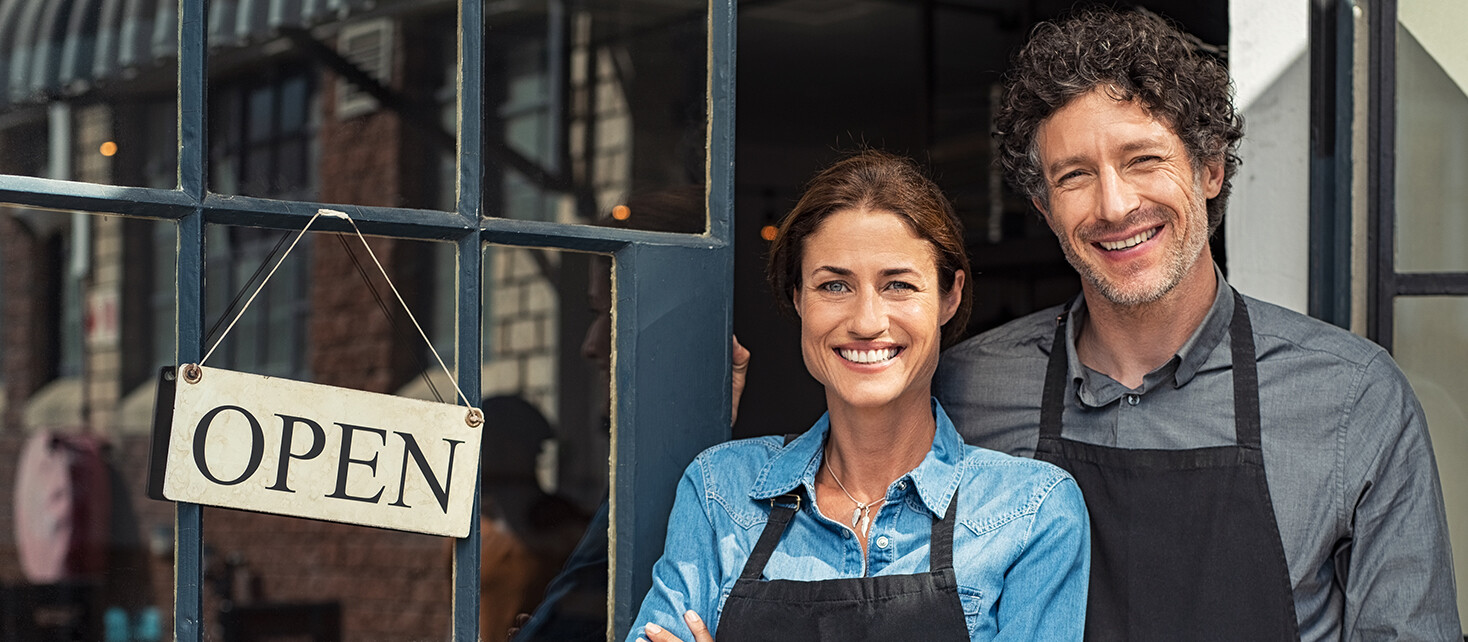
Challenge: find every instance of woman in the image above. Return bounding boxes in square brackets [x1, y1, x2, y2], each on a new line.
[630, 150, 1089, 641]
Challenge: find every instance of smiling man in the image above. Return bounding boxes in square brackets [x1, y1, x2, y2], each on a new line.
[934, 7, 1460, 641]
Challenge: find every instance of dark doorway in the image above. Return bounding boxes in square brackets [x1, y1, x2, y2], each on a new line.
[731, 0, 1228, 437]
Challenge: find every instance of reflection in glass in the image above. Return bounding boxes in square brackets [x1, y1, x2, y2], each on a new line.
[1393, 296, 1468, 621]
[1394, 23, 1468, 271]
[207, 1, 458, 210]
[0, 1, 179, 188]
[481, 244, 627, 641]
[0, 207, 177, 640]
[484, 0, 708, 229]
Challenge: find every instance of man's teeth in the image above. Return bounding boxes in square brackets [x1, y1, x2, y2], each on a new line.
[1098, 228, 1158, 251]
[840, 348, 899, 364]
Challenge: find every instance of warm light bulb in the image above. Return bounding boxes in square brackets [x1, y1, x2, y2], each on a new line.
[99, 141, 118, 157]
[611, 204, 632, 221]
[760, 225, 778, 241]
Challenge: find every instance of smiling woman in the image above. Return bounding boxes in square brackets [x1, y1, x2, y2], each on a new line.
[626, 150, 1091, 642]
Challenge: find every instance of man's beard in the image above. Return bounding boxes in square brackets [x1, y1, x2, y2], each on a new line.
[1052, 186, 1211, 307]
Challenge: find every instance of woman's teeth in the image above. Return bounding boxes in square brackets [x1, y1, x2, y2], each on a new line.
[1098, 227, 1158, 251]
[839, 348, 899, 363]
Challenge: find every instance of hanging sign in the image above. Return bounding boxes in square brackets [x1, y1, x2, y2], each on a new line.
[148, 364, 483, 537]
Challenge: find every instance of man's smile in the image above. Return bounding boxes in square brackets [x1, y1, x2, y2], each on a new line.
[1096, 226, 1161, 252]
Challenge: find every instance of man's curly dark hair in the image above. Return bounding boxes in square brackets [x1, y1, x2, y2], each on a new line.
[994, 7, 1243, 233]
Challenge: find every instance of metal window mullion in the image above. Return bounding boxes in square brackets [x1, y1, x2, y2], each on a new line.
[176, 0, 209, 639]
[174, 210, 207, 642]
[451, 230, 482, 641]
[452, 0, 485, 639]
[1366, 0, 1397, 350]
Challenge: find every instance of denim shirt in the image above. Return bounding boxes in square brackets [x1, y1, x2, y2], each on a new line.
[629, 400, 1089, 641]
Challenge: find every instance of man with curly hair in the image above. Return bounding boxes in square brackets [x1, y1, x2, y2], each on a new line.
[934, 6, 1460, 641]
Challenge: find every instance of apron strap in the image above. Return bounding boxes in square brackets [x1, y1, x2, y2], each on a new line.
[1039, 311, 1070, 439]
[928, 492, 959, 572]
[738, 494, 802, 581]
[1228, 291, 1262, 449]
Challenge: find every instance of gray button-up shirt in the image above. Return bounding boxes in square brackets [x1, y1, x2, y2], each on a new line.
[934, 269, 1461, 641]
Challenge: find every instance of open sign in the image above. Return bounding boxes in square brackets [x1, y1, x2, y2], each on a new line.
[147, 365, 482, 537]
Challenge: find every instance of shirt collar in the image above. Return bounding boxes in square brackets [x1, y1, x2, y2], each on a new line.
[1065, 265, 1234, 397]
[748, 398, 965, 519]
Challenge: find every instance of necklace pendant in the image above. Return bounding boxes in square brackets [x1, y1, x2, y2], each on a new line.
[851, 507, 862, 529]
[857, 512, 870, 534]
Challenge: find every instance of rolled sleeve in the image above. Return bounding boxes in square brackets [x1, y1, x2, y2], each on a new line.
[1342, 352, 1461, 640]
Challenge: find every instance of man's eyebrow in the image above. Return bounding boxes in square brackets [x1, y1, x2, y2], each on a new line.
[1044, 138, 1170, 177]
[1046, 155, 1088, 178]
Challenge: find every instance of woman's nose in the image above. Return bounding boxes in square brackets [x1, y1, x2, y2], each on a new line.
[848, 291, 888, 337]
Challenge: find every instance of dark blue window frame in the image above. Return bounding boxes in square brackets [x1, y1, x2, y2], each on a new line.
[0, 1, 737, 640]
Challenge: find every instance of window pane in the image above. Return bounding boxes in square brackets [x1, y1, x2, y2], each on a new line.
[0, 1, 179, 188]
[0, 206, 177, 640]
[196, 234, 459, 640]
[1392, 296, 1468, 622]
[206, 1, 457, 211]
[480, 244, 613, 640]
[482, 0, 708, 231]
[1394, 10, 1468, 271]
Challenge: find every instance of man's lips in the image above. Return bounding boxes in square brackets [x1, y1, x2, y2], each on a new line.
[1093, 225, 1161, 251]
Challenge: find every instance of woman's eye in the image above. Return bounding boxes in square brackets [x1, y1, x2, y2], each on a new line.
[886, 281, 917, 292]
[818, 281, 850, 293]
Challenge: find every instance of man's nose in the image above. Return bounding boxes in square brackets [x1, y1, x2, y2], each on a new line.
[1097, 168, 1141, 221]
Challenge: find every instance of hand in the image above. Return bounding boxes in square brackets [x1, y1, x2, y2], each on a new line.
[639, 611, 713, 642]
[732, 335, 750, 425]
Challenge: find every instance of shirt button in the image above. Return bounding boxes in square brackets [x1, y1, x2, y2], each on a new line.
[843, 530, 852, 539]
[897, 481, 906, 490]
[875, 536, 890, 549]
[1125, 394, 1140, 406]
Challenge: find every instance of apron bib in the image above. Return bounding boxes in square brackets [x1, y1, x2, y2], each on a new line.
[1035, 291, 1300, 641]
[716, 489, 969, 641]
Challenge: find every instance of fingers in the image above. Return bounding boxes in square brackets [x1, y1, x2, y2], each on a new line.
[637, 611, 711, 642]
[639, 621, 685, 642]
[506, 612, 531, 639]
[732, 335, 750, 425]
[684, 610, 715, 642]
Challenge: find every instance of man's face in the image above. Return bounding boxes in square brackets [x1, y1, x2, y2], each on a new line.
[1032, 88, 1223, 307]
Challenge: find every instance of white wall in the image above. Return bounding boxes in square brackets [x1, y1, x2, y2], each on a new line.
[1226, 0, 1311, 312]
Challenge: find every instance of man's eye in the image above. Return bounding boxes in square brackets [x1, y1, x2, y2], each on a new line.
[1132, 155, 1161, 165]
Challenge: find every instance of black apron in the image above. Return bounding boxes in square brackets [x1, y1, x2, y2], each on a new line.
[715, 489, 969, 641]
[1035, 291, 1300, 641]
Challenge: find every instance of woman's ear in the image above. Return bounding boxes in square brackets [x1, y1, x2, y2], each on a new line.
[940, 270, 965, 325]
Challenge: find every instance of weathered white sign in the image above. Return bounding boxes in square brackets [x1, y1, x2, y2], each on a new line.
[148, 364, 482, 537]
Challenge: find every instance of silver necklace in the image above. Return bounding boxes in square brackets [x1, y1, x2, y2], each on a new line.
[824, 458, 882, 533]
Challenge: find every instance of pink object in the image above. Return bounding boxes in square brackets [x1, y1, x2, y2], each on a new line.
[14, 431, 110, 582]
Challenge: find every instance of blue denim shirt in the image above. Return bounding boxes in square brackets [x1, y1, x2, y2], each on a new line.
[629, 400, 1089, 641]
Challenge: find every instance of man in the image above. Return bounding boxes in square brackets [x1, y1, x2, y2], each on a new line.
[934, 7, 1460, 641]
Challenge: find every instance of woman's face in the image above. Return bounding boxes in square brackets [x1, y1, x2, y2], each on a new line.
[793, 208, 963, 412]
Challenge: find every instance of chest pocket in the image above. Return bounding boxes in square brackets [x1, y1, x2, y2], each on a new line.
[959, 586, 986, 637]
